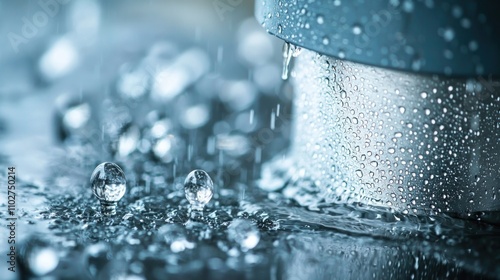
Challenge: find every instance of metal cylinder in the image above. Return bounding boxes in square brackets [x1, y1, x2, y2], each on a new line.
[255, 0, 500, 76]
[255, 0, 500, 213]
[291, 50, 499, 214]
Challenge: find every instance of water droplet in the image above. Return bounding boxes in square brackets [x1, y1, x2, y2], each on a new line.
[90, 162, 127, 215]
[420, 92, 428, 98]
[116, 124, 140, 157]
[411, 56, 422, 71]
[38, 37, 80, 81]
[352, 24, 362, 35]
[452, 6, 463, 18]
[434, 223, 442, 235]
[461, 18, 471, 29]
[317, 15, 324, 25]
[322, 36, 330, 45]
[355, 170, 363, 178]
[334, 0, 341, 6]
[399, 107, 406, 114]
[19, 237, 59, 276]
[116, 67, 149, 100]
[227, 219, 260, 251]
[55, 95, 92, 142]
[443, 28, 455, 42]
[184, 169, 214, 210]
[180, 104, 210, 129]
[469, 41, 478, 51]
[402, 0, 414, 12]
[281, 42, 301, 80]
[338, 50, 346, 59]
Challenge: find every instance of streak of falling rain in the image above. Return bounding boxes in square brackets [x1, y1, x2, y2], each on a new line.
[255, 146, 262, 163]
[282, 42, 293, 80]
[270, 110, 276, 130]
[188, 144, 193, 161]
[145, 174, 151, 194]
[276, 104, 281, 117]
[173, 164, 177, 183]
[239, 184, 246, 201]
[207, 136, 215, 155]
[282, 42, 302, 80]
[250, 109, 254, 124]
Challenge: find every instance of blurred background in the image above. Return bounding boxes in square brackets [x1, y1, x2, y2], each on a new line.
[0, 0, 289, 182]
[0, 1, 295, 279]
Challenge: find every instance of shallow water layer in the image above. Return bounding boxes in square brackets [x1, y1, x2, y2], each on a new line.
[1, 159, 499, 279]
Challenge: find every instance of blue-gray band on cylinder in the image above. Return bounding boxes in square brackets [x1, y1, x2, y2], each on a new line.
[255, 0, 500, 77]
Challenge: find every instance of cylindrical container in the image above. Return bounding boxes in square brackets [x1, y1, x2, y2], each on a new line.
[255, 0, 500, 214]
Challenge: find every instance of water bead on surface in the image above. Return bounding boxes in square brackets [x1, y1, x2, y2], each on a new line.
[90, 162, 127, 215]
[184, 169, 214, 211]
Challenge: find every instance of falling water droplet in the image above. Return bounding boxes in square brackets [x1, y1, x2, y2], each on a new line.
[90, 162, 127, 216]
[227, 219, 260, 251]
[249, 109, 255, 124]
[270, 111, 276, 130]
[184, 169, 214, 211]
[282, 42, 302, 80]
